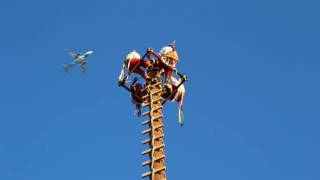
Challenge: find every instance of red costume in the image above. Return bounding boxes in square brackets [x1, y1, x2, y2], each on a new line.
[127, 58, 150, 79]
[149, 51, 175, 79]
[130, 81, 144, 104]
[124, 49, 176, 80]
[130, 79, 146, 116]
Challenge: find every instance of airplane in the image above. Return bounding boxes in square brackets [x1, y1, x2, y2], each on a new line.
[62, 49, 93, 73]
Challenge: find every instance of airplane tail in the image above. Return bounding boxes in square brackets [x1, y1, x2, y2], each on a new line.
[62, 64, 70, 73]
[80, 61, 87, 73]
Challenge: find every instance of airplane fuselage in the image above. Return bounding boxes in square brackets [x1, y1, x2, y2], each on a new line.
[62, 50, 93, 73]
[73, 50, 93, 64]
[74, 55, 86, 64]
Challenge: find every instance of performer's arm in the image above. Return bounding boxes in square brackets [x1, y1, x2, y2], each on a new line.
[146, 48, 161, 61]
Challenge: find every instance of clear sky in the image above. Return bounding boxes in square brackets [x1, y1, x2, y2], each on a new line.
[1, 0, 320, 179]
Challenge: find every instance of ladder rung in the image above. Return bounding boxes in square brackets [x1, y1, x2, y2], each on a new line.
[142, 119, 150, 125]
[142, 102, 150, 107]
[141, 134, 164, 144]
[142, 111, 150, 116]
[142, 105, 162, 116]
[154, 166, 166, 174]
[151, 89, 162, 95]
[141, 153, 165, 167]
[141, 167, 166, 178]
[141, 138, 151, 144]
[142, 155, 165, 166]
[142, 94, 149, 100]
[152, 114, 163, 120]
[141, 144, 165, 155]
[154, 144, 165, 150]
[141, 128, 152, 135]
[142, 160, 151, 167]
[153, 124, 164, 130]
[155, 134, 164, 140]
[154, 105, 163, 111]
[151, 134, 164, 142]
[154, 154, 165, 161]
[141, 171, 151, 178]
[141, 123, 163, 135]
[152, 82, 162, 87]
[141, 149, 152, 155]
[151, 97, 162, 104]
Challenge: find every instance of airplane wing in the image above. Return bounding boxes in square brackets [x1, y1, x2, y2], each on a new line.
[65, 49, 80, 58]
[80, 63, 86, 73]
[83, 50, 93, 57]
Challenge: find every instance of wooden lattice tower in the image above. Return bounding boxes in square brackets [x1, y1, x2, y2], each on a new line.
[141, 70, 167, 180]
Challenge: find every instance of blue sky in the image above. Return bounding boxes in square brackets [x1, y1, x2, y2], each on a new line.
[1, 0, 320, 179]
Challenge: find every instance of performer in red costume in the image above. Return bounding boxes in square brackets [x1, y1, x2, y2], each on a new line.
[145, 47, 178, 81]
[118, 43, 179, 85]
[144, 42, 180, 94]
[118, 50, 151, 85]
[162, 76, 186, 126]
[130, 77, 145, 116]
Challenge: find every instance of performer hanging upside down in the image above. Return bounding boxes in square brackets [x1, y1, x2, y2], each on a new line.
[130, 77, 146, 116]
[118, 50, 151, 85]
[162, 76, 186, 126]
